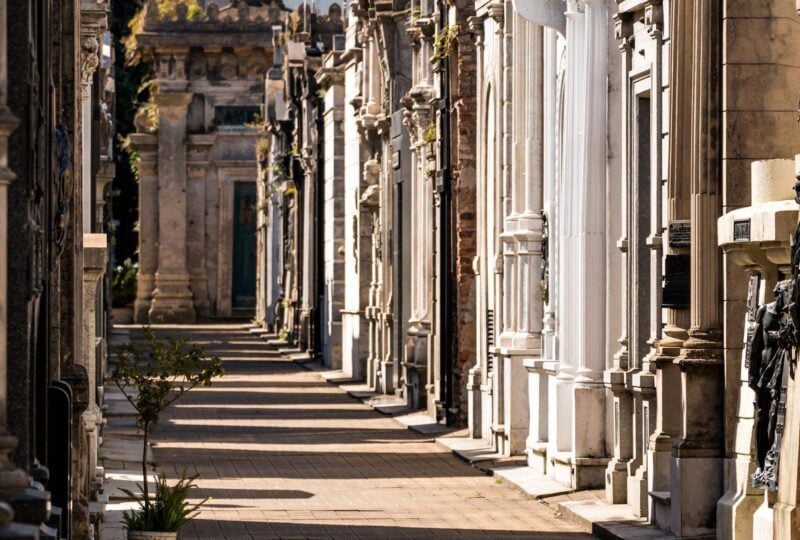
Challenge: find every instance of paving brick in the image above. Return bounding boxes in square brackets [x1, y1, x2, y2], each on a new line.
[119, 324, 593, 539]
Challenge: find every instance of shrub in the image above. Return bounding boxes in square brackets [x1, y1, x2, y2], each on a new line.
[112, 258, 138, 308]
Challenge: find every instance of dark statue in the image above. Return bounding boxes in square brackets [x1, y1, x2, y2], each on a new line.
[746, 178, 800, 491]
[748, 280, 795, 490]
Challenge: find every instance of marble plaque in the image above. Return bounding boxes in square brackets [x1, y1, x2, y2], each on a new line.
[668, 220, 691, 248]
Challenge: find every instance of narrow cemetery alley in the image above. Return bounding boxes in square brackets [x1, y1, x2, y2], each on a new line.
[102, 325, 592, 540]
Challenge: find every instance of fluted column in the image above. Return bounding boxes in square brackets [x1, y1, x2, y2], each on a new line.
[647, 0, 691, 528]
[670, 0, 724, 535]
[551, 0, 585, 468]
[149, 91, 196, 323]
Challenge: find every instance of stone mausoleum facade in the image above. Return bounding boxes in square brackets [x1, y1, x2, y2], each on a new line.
[253, 0, 800, 538]
[132, 0, 280, 323]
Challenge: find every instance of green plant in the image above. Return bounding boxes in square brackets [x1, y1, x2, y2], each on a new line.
[255, 138, 270, 163]
[423, 122, 437, 144]
[113, 329, 224, 512]
[121, 471, 208, 532]
[433, 25, 458, 64]
[112, 258, 139, 308]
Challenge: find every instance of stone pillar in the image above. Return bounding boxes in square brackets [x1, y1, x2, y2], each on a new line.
[605, 10, 634, 505]
[186, 136, 214, 318]
[81, 234, 107, 499]
[319, 60, 345, 369]
[132, 134, 159, 323]
[670, 1, 724, 536]
[552, 0, 609, 489]
[0, 1, 41, 534]
[80, 13, 104, 234]
[551, 1, 586, 483]
[648, 0, 691, 528]
[149, 91, 196, 323]
[341, 4, 370, 381]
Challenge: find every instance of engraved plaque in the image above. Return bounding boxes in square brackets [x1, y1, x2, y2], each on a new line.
[668, 220, 691, 248]
[734, 219, 751, 242]
[662, 254, 690, 308]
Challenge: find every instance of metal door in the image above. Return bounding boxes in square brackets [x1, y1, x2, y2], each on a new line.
[232, 182, 257, 308]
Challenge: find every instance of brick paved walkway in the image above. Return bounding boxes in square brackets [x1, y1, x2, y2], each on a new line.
[146, 324, 592, 539]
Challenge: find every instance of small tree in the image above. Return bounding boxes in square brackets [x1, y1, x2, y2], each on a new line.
[112, 328, 224, 506]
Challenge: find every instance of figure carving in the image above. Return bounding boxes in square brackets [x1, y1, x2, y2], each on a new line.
[747, 280, 796, 490]
[206, 3, 220, 21]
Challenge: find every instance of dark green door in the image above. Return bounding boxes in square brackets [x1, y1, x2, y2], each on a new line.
[232, 182, 257, 309]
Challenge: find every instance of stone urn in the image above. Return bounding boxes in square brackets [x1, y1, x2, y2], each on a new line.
[128, 531, 178, 540]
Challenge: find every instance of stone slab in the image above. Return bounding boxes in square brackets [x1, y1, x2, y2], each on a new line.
[338, 383, 375, 397]
[320, 371, 362, 385]
[558, 499, 677, 540]
[105, 399, 138, 418]
[247, 327, 273, 335]
[493, 466, 574, 499]
[99, 438, 152, 464]
[102, 470, 158, 500]
[435, 431, 504, 463]
[395, 412, 457, 436]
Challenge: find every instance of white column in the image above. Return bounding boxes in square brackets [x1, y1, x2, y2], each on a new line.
[80, 30, 101, 233]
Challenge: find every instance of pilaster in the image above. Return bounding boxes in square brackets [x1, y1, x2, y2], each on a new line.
[0, 1, 44, 535]
[131, 134, 159, 323]
[670, 1, 724, 536]
[149, 90, 196, 324]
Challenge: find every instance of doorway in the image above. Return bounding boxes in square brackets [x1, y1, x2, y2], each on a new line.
[232, 182, 257, 309]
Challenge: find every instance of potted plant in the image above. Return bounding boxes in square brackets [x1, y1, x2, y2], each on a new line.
[112, 258, 138, 323]
[112, 328, 224, 539]
[122, 472, 206, 540]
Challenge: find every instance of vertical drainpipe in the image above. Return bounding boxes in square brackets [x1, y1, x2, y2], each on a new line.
[435, 0, 453, 424]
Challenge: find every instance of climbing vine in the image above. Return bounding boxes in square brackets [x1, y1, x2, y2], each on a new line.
[433, 25, 458, 64]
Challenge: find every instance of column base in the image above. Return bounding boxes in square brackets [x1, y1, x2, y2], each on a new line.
[753, 497, 774, 540]
[670, 455, 723, 537]
[605, 458, 629, 503]
[773, 500, 799, 540]
[467, 366, 482, 439]
[148, 273, 196, 324]
[716, 456, 762, 540]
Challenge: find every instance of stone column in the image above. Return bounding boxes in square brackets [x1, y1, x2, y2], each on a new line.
[0, 1, 40, 534]
[80, 16, 103, 234]
[648, 0, 691, 528]
[526, 24, 559, 473]
[552, 0, 608, 489]
[132, 134, 159, 323]
[551, 1, 586, 482]
[320, 62, 345, 369]
[341, 5, 369, 380]
[605, 10, 634, 504]
[670, 0, 724, 536]
[186, 135, 214, 318]
[81, 234, 107, 498]
[570, 0, 608, 488]
[149, 92, 196, 323]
